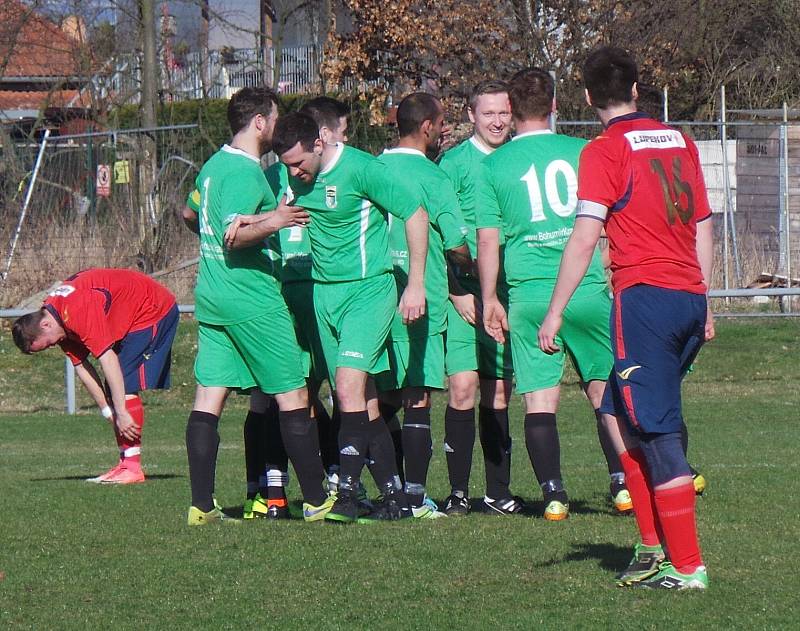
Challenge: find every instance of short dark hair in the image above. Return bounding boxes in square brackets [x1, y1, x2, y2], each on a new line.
[272, 112, 320, 156]
[300, 96, 349, 131]
[12, 309, 46, 354]
[396, 92, 442, 137]
[508, 68, 554, 121]
[468, 80, 509, 111]
[583, 47, 638, 109]
[227, 86, 280, 135]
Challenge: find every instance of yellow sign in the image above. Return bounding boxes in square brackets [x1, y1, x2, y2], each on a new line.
[113, 160, 130, 184]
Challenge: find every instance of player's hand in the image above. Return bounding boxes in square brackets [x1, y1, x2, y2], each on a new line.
[450, 292, 481, 326]
[482, 297, 508, 344]
[115, 409, 140, 442]
[704, 305, 715, 342]
[399, 284, 426, 325]
[272, 195, 310, 229]
[438, 123, 455, 153]
[223, 213, 262, 248]
[538, 311, 563, 354]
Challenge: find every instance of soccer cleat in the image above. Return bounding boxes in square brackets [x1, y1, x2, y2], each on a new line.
[325, 489, 359, 524]
[303, 494, 336, 522]
[543, 500, 569, 521]
[611, 482, 634, 514]
[266, 502, 290, 520]
[635, 562, 708, 590]
[444, 494, 470, 516]
[101, 465, 145, 485]
[411, 504, 446, 520]
[692, 470, 707, 496]
[357, 490, 410, 523]
[187, 505, 241, 526]
[86, 462, 123, 483]
[615, 543, 666, 585]
[243, 494, 269, 520]
[356, 483, 374, 516]
[483, 496, 524, 515]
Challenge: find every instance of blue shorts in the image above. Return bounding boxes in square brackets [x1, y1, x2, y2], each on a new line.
[600, 285, 706, 435]
[116, 304, 179, 394]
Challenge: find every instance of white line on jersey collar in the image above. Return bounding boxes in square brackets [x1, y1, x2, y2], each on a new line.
[469, 135, 493, 155]
[382, 147, 426, 157]
[512, 130, 554, 141]
[221, 144, 261, 163]
[320, 142, 345, 175]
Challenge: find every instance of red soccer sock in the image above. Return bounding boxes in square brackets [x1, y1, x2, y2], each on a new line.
[654, 482, 703, 574]
[619, 449, 661, 547]
[120, 396, 145, 468]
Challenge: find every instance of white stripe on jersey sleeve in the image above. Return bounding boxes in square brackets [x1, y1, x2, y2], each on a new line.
[576, 200, 609, 221]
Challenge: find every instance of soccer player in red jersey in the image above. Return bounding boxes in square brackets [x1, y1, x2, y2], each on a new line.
[539, 47, 714, 590]
[12, 268, 179, 484]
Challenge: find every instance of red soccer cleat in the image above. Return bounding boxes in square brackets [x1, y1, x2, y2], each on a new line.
[86, 463, 124, 484]
[101, 464, 146, 484]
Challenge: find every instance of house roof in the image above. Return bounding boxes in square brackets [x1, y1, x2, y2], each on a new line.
[0, 0, 87, 79]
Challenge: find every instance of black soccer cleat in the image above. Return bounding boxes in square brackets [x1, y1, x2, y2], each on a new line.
[325, 489, 359, 524]
[483, 495, 524, 515]
[443, 494, 470, 516]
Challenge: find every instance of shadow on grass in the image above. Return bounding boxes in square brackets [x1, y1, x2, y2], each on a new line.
[530, 542, 631, 573]
[29, 473, 182, 482]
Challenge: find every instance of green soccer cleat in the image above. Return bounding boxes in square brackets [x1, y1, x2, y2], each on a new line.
[615, 543, 665, 585]
[187, 505, 241, 526]
[635, 562, 708, 590]
[303, 493, 336, 522]
[543, 499, 569, 521]
[243, 494, 269, 520]
[411, 504, 447, 520]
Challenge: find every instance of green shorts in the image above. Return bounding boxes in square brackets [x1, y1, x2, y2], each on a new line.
[445, 299, 513, 381]
[282, 280, 328, 384]
[194, 310, 306, 394]
[376, 333, 446, 391]
[314, 273, 395, 384]
[508, 286, 613, 394]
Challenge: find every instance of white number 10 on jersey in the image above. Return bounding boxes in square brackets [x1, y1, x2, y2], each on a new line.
[520, 160, 578, 222]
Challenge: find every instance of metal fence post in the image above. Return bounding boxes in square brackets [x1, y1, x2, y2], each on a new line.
[65, 357, 76, 415]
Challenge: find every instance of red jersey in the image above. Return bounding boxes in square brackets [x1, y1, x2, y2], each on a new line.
[576, 112, 712, 294]
[43, 269, 176, 364]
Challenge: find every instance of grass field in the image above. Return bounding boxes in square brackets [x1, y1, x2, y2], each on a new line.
[1, 318, 798, 630]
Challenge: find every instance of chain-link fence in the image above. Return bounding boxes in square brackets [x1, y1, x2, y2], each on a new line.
[0, 124, 205, 308]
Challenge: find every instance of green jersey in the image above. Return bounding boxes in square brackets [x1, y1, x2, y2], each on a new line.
[438, 136, 495, 258]
[194, 145, 283, 324]
[475, 130, 606, 297]
[380, 148, 468, 339]
[286, 144, 421, 283]
[265, 162, 312, 284]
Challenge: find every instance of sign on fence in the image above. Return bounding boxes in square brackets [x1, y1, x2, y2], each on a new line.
[96, 164, 111, 197]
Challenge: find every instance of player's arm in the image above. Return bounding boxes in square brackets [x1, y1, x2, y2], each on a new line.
[447, 246, 479, 326]
[399, 207, 429, 324]
[97, 349, 139, 441]
[182, 188, 201, 234]
[538, 215, 604, 353]
[476, 227, 507, 343]
[696, 217, 715, 341]
[224, 195, 309, 250]
[74, 361, 112, 416]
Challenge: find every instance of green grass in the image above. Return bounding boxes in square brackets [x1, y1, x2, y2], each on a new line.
[1, 319, 799, 629]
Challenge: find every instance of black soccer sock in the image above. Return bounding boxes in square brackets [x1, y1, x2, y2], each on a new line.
[402, 406, 432, 507]
[366, 416, 404, 496]
[479, 406, 512, 499]
[263, 400, 288, 500]
[379, 401, 405, 484]
[279, 408, 327, 506]
[595, 409, 623, 477]
[314, 399, 335, 473]
[328, 402, 342, 472]
[186, 410, 220, 513]
[244, 410, 267, 499]
[444, 406, 475, 496]
[337, 410, 370, 491]
[524, 412, 564, 496]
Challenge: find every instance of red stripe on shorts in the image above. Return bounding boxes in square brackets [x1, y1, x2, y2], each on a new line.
[614, 298, 626, 360]
[622, 385, 639, 428]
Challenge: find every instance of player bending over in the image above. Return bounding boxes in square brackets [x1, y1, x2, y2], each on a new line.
[13, 268, 178, 484]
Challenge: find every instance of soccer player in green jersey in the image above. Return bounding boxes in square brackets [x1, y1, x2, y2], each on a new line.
[247, 111, 429, 522]
[476, 68, 629, 520]
[438, 80, 519, 515]
[375, 92, 471, 519]
[184, 87, 334, 525]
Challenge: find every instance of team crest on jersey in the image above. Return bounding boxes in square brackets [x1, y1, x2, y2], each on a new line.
[325, 186, 337, 208]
